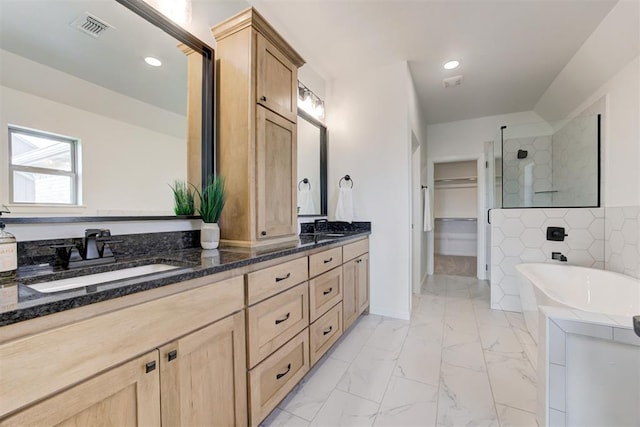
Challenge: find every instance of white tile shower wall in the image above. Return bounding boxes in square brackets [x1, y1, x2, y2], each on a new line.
[502, 136, 553, 207]
[490, 208, 605, 312]
[604, 206, 640, 279]
[552, 115, 599, 207]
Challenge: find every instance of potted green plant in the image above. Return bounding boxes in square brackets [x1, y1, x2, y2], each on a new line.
[195, 176, 226, 249]
[169, 180, 195, 216]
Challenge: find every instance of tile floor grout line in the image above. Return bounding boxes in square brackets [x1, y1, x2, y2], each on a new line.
[371, 314, 412, 425]
[432, 286, 447, 427]
[470, 281, 503, 427]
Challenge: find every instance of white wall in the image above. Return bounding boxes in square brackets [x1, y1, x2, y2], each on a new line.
[326, 61, 421, 319]
[534, 0, 640, 123]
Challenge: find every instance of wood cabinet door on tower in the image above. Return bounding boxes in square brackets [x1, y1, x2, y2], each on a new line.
[342, 258, 359, 331]
[256, 33, 297, 123]
[159, 312, 247, 427]
[0, 351, 160, 426]
[256, 106, 297, 240]
[357, 253, 370, 314]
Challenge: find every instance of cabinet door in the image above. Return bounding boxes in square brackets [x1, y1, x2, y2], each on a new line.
[256, 33, 297, 123]
[159, 312, 247, 427]
[356, 253, 370, 314]
[1, 351, 160, 426]
[342, 259, 359, 331]
[256, 106, 297, 240]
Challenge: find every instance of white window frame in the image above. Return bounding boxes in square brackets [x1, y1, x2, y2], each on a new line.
[8, 126, 80, 205]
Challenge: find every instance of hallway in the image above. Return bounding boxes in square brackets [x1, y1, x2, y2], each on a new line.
[262, 275, 538, 426]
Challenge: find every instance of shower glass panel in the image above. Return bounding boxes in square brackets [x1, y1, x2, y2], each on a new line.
[500, 114, 600, 208]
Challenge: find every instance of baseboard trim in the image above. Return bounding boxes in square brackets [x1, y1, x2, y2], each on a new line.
[369, 306, 410, 321]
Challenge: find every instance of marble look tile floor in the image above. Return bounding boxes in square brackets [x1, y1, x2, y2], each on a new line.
[262, 274, 539, 427]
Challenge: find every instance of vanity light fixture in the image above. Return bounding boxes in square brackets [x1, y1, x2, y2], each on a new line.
[144, 56, 162, 67]
[444, 60, 460, 70]
[145, 0, 192, 25]
[297, 81, 325, 121]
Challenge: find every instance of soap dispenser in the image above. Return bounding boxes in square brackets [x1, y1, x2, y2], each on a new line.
[0, 208, 17, 279]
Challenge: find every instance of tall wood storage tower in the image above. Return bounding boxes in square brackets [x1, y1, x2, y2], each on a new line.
[212, 8, 305, 248]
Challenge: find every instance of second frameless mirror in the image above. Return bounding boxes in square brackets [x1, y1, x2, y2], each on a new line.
[297, 109, 327, 216]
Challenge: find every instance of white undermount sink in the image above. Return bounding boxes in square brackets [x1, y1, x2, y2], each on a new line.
[27, 264, 180, 293]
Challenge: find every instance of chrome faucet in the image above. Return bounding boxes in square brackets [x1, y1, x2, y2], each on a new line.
[552, 252, 567, 262]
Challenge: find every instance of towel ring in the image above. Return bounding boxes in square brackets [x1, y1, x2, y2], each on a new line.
[339, 175, 354, 188]
[298, 178, 311, 190]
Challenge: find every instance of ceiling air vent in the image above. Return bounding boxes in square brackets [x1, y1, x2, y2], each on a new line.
[443, 75, 463, 89]
[71, 12, 114, 38]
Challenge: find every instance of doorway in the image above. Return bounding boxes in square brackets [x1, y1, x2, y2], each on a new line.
[433, 160, 478, 277]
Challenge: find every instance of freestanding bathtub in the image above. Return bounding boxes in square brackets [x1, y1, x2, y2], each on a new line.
[516, 263, 640, 426]
[516, 263, 639, 344]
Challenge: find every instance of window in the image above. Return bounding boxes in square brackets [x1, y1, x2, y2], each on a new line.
[9, 126, 80, 205]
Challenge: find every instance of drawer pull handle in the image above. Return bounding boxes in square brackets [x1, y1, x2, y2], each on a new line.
[275, 313, 291, 325]
[168, 350, 177, 362]
[323, 287, 333, 296]
[275, 272, 291, 282]
[323, 257, 333, 264]
[356, 259, 362, 263]
[323, 326, 333, 336]
[145, 361, 156, 373]
[276, 363, 291, 380]
[261, 95, 267, 102]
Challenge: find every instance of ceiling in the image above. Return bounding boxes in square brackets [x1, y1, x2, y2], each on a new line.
[238, 0, 619, 124]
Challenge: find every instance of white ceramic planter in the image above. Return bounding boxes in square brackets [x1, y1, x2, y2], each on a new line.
[200, 221, 220, 249]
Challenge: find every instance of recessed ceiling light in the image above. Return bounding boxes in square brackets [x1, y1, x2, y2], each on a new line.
[444, 60, 460, 70]
[144, 56, 162, 67]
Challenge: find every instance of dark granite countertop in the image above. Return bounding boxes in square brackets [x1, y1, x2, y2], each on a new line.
[0, 231, 370, 327]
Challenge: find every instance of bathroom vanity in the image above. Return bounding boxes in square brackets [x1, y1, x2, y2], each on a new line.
[0, 232, 370, 426]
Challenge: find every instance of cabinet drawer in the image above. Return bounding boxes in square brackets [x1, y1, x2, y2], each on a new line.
[247, 257, 308, 305]
[248, 328, 309, 427]
[310, 302, 343, 366]
[309, 247, 342, 278]
[309, 267, 343, 322]
[343, 238, 369, 262]
[247, 282, 309, 368]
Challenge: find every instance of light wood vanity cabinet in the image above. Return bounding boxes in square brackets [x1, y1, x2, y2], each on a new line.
[310, 302, 343, 366]
[247, 282, 309, 368]
[159, 312, 247, 426]
[309, 267, 343, 322]
[342, 239, 370, 331]
[1, 237, 369, 427]
[256, 107, 297, 240]
[0, 276, 246, 426]
[256, 33, 298, 123]
[213, 8, 305, 248]
[0, 351, 161, 427]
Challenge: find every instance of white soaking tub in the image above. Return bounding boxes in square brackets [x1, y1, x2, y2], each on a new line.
[516, 263, 640, 426]
[516, 263, 639, 344]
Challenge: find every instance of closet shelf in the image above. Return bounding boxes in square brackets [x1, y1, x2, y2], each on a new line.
[434, 176, 477, 184]
[435, 217, 477, 221]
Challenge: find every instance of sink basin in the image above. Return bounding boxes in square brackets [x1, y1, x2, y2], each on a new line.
[27, 264, 180, 293]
